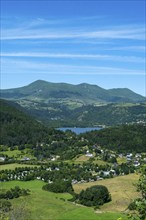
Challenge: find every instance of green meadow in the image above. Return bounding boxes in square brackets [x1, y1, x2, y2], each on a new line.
[0, 163, 39, 170]
[1, 179, 131, 220]
[1, 148, 35, 160]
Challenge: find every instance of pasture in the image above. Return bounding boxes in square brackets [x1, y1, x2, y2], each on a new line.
[73, 173, 140, 212]
[1, 180, 130, 220]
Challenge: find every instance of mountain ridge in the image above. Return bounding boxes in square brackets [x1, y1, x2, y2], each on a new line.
[1, 80, 145, 104]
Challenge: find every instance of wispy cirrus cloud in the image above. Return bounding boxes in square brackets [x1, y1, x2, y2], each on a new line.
[104, 45, 146, 52]
[1, 58, 145, 75]
[1, 52, 145, 63]
[1, 24, 145, 41]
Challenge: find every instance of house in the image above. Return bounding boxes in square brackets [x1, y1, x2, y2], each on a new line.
[0, 157, 5, 161]
[21, 157, 30, 161]
[85, 150, 93, 157]
[86, 153, 93, 157]
[103, 171, 110, 176]
[134, 161, 140, 167]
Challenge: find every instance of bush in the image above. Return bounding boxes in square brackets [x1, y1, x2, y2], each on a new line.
[0, 186, 30, 200]
[128, 200, 137, 210]
[0, 199, 12, 212]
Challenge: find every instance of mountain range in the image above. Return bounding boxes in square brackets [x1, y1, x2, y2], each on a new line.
[1, 80, 145, 127]
[1, 80, 145, 104]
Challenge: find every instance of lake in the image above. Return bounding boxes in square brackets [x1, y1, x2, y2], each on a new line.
[57, 127, 101, 134]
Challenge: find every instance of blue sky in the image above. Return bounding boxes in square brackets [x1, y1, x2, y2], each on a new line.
[1, 0, 146, 96]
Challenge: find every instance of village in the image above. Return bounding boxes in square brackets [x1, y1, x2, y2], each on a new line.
[1, 143, 146, 185]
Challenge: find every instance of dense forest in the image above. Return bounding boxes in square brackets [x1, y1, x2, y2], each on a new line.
[0, 99, 63, 146]
[80, 124, 146, 153]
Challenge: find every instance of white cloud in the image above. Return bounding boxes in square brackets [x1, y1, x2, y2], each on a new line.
[1, 52, 145, 63]
[104, 46, 146, 51]
[1, 24, 145, 41]
[1, 58, 145, 75]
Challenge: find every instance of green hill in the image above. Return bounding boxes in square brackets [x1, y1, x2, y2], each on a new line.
[1, 80, 145, 104]
[1, 80, 145, 127]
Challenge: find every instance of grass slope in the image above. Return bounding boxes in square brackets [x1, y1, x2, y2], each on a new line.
[1, 180, 129, 220]
[73, 173, 140, 212]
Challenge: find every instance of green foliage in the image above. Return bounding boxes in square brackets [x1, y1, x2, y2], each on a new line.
[135, 166, 146, 220]
[0, 199, 12, 212]
[128, 166, 146, 220]
[137, 166, 146, 200]
[42, 180, 74, 193]
[76, 185, 111, 207]
[0, 186, 30, 200]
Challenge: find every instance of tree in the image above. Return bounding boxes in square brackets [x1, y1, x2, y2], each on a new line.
[42, 180, 74, 193]
[135, 166, 146, 220]
[77, 185, 111, 207]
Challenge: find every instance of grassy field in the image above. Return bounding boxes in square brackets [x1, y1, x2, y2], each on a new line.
[117, 157, 127, 164]
[0, 163, 39, 170]
[74, 155, 108, 166]
[2, 149, 22, 157]
[1, 148, 35, 160]
[1, 180, 130, 220]
[73, 173, 140, 212]
[75, 155, 90, 162]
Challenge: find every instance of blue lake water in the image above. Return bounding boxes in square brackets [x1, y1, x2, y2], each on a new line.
[58, 127, 101, 134]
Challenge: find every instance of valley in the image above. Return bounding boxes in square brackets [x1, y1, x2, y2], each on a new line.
[1, 0, 146, 219]
[0, 85, 146, 220]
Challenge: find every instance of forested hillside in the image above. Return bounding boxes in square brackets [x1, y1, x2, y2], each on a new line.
[5, 101, 146, 128]
[0, 99, 145, 155]
[0, 99, 60, 146]
[80, 124, 146, 153]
